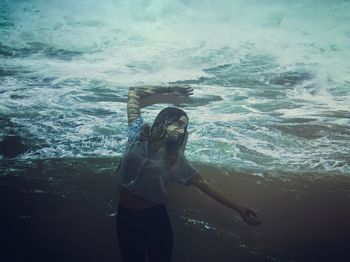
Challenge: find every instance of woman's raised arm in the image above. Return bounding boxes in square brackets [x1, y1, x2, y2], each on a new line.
[127, 85, 193, 125]
[127, 88, 142, 125]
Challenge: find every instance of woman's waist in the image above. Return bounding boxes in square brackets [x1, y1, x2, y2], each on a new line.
[119, 186, 159, 210]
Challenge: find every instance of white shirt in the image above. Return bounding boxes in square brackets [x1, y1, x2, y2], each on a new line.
[116, 116, 199, 204]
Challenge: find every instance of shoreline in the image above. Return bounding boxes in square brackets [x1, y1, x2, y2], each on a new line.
[1, 157, 350, 261]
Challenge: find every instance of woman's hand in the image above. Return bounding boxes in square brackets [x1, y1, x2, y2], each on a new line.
[170, 85, 194, 98]
[238, 206, 261, 226]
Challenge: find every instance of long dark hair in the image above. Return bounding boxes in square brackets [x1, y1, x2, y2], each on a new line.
[149, 107, 189, 165]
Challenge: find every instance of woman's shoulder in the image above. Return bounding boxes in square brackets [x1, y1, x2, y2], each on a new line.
[127, 116, 144, 143]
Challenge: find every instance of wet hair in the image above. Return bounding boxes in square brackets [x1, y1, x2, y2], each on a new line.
[150, 107, 189, 165]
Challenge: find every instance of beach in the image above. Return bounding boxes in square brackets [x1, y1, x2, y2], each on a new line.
[1, 158, 349, 262]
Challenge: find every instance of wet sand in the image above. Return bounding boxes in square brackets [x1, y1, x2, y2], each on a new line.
[1, 158, 350, 261]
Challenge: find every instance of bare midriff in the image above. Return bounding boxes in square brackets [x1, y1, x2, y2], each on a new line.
[119, 186, 158, 210]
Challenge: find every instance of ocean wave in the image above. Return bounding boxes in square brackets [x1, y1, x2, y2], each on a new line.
[1, 0, 349, 176]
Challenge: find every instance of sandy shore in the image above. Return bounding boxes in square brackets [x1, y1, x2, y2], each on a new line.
[1, 158, 349, 261]
[168, 164, 350, 262]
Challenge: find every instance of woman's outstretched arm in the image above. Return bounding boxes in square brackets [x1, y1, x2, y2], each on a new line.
[190, 173, 261, 226]
[127, 85, 193, 125]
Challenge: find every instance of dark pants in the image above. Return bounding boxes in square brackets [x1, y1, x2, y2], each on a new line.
[116, 204, 173, 262]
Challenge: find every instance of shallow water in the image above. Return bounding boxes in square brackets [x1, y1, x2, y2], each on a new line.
[1, 0, 350, 176]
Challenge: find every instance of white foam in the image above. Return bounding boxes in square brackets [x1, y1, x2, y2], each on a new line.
[1, 0, 350, 174]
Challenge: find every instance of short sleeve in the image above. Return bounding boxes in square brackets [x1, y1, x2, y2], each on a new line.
[127, 116, 144, 144]
[171, 153, 199, 186]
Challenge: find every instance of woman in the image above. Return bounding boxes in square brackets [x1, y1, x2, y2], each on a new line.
[116, 85, 260, 262]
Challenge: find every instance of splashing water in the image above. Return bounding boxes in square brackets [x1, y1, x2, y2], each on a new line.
[1, 0, 349, 176]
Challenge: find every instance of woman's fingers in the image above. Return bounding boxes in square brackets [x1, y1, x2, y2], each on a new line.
[245, 215, 260, 226]
[248, 209, 258, 218]
[185, 87, 194, 96]
[171, 85, 194, 96]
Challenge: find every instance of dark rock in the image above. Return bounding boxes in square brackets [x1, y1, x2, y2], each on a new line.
[0, 135, 28, 158]
[270, 71, 313, 86]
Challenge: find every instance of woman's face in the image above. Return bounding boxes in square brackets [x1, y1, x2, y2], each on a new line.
[165, 116, 188, 142]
